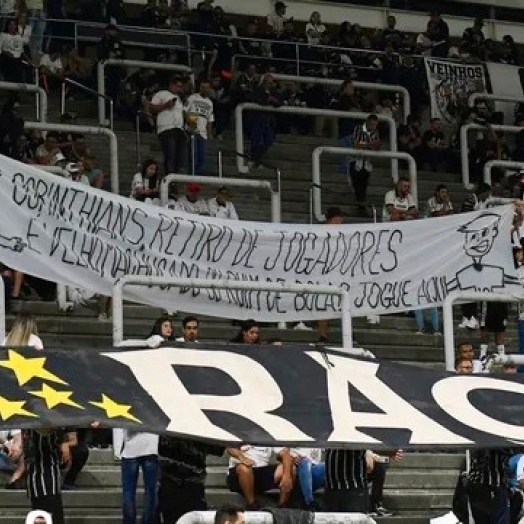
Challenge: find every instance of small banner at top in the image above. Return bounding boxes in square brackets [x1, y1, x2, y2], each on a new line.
[425, 57, 487, 124]
[0, 156, 518, 320]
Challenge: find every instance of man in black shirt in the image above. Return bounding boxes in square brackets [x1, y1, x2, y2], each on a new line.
[157, 437, 224, 524]
[422, 118, 448, 172]
[324, 449, 373, 513]
[428, 12, 449, 58]
[467, 449, 512, 524]
[23, 428, 77, 524]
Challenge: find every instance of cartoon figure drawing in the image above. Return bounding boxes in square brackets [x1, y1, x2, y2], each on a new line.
[0, 234, 26, 253]
[447, 213, 519, 293]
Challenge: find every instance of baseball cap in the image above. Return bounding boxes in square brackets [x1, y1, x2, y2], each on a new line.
[66, 162, 80, 174]
[275, 1, 287, 9]
[325, 207, 345, 220]
[186, 182, 201, 193]
[52, 152, 66, 165]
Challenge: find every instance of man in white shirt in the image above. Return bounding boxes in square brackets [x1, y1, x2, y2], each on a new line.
[226, 446, 294, 510]
[149, 76, 187, 175]
[267, 1, 287, 35]
[39, 49, 64, 92]
[175, 183, 209, 215]
[185, 79, 214, 175]
[382, 176, 419, 222]
[175, 315, 199, 343]
[208, 186, 238, 220]
[65, 162, 90, 186]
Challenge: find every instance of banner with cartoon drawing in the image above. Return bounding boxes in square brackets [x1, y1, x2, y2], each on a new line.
[0, 156, 519, 320]
[425, 57, 487, 124]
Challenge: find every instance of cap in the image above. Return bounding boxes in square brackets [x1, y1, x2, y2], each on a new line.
[186, 182, 201, 193]
[458, 213, 501, 233]
[275, 1, 287, 9]
[52, 152, 66, 165]
[325, 207, 344, 220]
[65, 162, 80, 174]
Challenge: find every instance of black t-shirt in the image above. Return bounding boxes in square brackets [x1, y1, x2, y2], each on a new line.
[423, 129, 445, 149]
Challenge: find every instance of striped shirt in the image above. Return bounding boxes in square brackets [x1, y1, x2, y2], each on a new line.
[23, 429, 68, 499]
[325, 449, 368, 490]
[467, 449, 511, 487]
[352, 123, 380, 171]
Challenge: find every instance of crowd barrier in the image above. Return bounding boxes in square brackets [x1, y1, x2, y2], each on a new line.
[0, 81, 47, 122]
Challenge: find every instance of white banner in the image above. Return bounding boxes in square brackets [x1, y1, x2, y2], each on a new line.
[486, 62, 524, 125]
[0, 157, 519, 320]
[425, 57, 487, 125]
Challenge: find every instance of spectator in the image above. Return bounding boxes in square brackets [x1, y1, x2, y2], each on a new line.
[231, 63, 258, 105]
[185, 78, 214, 175]
[414, 307, 440, 336]
[455, 356, 474, 374]
[457, 341, 484, 373]
[382, 15, 403, 50]
[368, 451, 401, 517]
[248, 73, 280, 167]
[157, 437, 224, 524]
[421, 118, 448, 172]
[278, 81, 308, 135]
[39, 46, 65, 93]
[267, 1, 287, 36]
[214, 505, 245, 524]
[114, 429, 159, 524]
[382, 176, 418, 222]
[226, 446, 294, 510]
[17, 11, 31, 61]
[305, 11, 325, 46]
[207, 186, 238, 220]
[508, 452, 524, 524]
[237, 21, 264, 70]
[65, 133, 89, 163]
[0, 430, 22, 486]
[64, 161, 90, 185]
[501, 35, 519, 65]
[142, 0, 162, 28]
[415, 26, 433, 56]
[324, 449, 373, 513]
[0, 263, 13, 312]
[27, 0, 46, 57]
[479, 299, 508, 359]
[62, 428, 90, 490]
[272, 19, 300, 71]
[350, 114, 381, 215]
[426, 184, 454, 218]
[0, 19, 24, 82]
[231, 319, 259, 344]
[379, 44, 401, 86]
[292, 448, 324, 510]
[4, 313, 44, 350]
[35, 131, 60, 165]
[149, 315, 176, 342]
[427, 12, 449, 58]
[175, 182, 209, 215]
[209, 74, 230, 139]
[462, 18, 485, 59]
[175, 315, 199, 342]
[398, 114, 422, 165]
[63, 46, 93, 93]
[0, 99, 24, 158]
[149, 75, 187, 175]
[81, 153, 105, 189]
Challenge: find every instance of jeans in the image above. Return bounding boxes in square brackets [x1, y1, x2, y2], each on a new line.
[0, 451, 16, 472]
[29, 9, 46, 56]
[414, 308, 440, 331]
[297, 459, 325, 505]
[338, 135, 352, 174]
[189, 135, 207, 175]
[249, 123, 275, 163]
[122, 455, 158, 524]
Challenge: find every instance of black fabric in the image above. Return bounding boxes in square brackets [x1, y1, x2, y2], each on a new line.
[262, 508, 314, 524]
[325, 449, 368, 490]
[453, 469, 470, 524]
[63, 443, 89, 486]
[31, 494, 65, 524]
[158, 479, 207, 524]
[227, 464, 278, 494]
[368, 462, 387, 508]
[483, 302, 509, 333]
[323, 488, 369, 513]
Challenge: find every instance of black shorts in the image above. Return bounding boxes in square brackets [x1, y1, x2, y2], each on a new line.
[481, 302, 508, 333]
[323, 488, 369, 513]
[227, 464, 278, 494]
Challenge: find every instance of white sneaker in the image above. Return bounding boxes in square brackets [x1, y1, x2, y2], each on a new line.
[466, 316, 479, 330]
[367, 315, 380, 325]
[458, 317, 469, 328]
[433, 331, 442, 337]
[98, 313, 110, 322]
[294, 322, 313, 331]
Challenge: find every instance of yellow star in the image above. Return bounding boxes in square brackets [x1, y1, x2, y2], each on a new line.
[0, 350, 67, 386]
[29, 384, 84, 410]
[0, 395, 38, 420]
[89, 394, 141, 423]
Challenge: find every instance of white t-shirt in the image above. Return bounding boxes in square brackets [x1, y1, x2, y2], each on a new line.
[229, 446, 273, 468]
[207, 198, 238, 220]
[1, 33, 23, 58]
[267, 12, 285, 33]
[151, 90, 185, 135]
[18, 25, 32, 46]
[130, 172, 157, 199]
[0, 0, 15, 15]
[185, 93, 214, 140]
[382, 189, 417, 221]
[290, 448, 322, 463]
[174, 195, 209, 215]
[3, 333, 44, 350]
[113, 429, 159, 459]
[66, 173, 90, 185]
[305, 22, 326, 46]
[40, 54, 63, 74]
[515, 455, 524, 485]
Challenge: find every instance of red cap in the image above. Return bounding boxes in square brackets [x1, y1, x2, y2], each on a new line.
[186, 182, 201, 193]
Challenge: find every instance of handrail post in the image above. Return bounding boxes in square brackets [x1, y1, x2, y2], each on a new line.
[0, 276, 5, 343]
[61, 81, 66, 117]
[113, 279, 124, 346]
[97, 62, 106, 126]
[34, 68, 39, 120]
[484, 160, 524, 185]
[109, 98, 114, 130]
[135, 112, 142, 168]
[443, 294, 455, 372]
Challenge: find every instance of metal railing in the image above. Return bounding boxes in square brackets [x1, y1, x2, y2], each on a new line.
[272, 73, 411, 123]
[97, 59, 193, 125]
[0, 81, 47, 122]
[311, 147, 417, 222]
[468, 92, 524, 109]
[442, 291, 524, 371]
[62, 77, 114, 130]
[23, 121, 119, 194]
[460, 123, 524, 188]
[235, 103, 398, 177]
[175, 511, 374, 524]
[160, 174, 281, 224]
[483, 159, 524, 185]
[112, 277, 354, 350]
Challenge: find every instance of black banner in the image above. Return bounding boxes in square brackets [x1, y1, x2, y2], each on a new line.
[0, 345, 523, 449]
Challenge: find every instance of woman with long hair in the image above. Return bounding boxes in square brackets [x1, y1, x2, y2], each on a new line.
[149, 315, 176, 342]
[130, 159, 160, 203]
[231, 319, 260, 344]
[4, 311, 43, 349]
